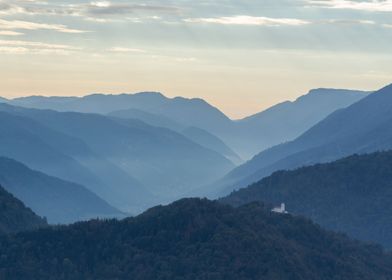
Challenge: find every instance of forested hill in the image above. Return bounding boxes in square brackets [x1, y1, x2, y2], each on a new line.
[222, 151, 392, 249]
[1, 198, 392, 279]
[0, 185, 47, 234]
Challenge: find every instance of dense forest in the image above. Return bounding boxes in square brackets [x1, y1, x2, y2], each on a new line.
[222, 151, 392, 248]
[1, 198, 392, 279]
[0, 185, 46, 234]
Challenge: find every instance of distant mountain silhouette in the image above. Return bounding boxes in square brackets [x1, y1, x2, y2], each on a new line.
[1, 198, 392, 279]
[213, 84, 392, 197]
[10, 92, 232, 134]
[109, 109, 241, 163]
[0, 104, 233, 208]
[0, 184, 46, 234]
[8, 89, 368, 159]
[0, 157, 122, 224]
[222, 151, 392, 249]
[181, 127, 242, 164]
[233, 89, 369, 158]
[109, 108, 184, 131]
[0, 105, 152, 214]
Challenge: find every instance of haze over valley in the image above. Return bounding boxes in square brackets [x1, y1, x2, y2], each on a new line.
[2, 0, 392, 278]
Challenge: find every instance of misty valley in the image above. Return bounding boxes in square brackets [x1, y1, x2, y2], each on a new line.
[1, 84, 392, 279]
[1, 0, 392, 278]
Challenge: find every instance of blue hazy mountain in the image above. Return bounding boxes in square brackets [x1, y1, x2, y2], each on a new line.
[180, 127, 242, 164]
[0, 184, 46, 234]
[109, 109, 242, 163]
[0, 105, 153, 213]
[213, 84, 392, 197]
[222, 151, 392, 249]
[10, 92, 232, 133]
[233, 89, 369, 158]
[2, 198, 392, 279]
[0, 104, 234, 204]
[0, 157, 122, 224]
[0, 97, 7, 103]
[9, 89, 368, 159]
[109, 108, 242, 163]
[108, 108, 184, 131]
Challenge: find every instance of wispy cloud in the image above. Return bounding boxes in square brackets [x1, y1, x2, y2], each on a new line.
[0, 30, 23, 36]
[0, 18, 87, 33]
[85, 2, 179, 17]
[0, 39, 81, 55]
[109, 47, 147, 53]
[318, 19, 376, 25]
[309, 0, 392, 12]
[184, 16, 310, 26]
[0, 0, 180, 21]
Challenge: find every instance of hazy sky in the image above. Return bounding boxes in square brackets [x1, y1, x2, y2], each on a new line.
[0, 0, 391, 118]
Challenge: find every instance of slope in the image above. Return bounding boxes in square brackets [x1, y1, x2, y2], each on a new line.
[215, 84, 392, 196]
[234, 89, 369, 158]
[1, 198, 392, 279]
[0, 184, 46, 234]
[222, 151, 392, 249]
[0, 104, 234, 200]
[0, 106, 152, 213]
[0, 157, 122, 224]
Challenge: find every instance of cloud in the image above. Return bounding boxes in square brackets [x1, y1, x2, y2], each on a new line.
[0, 39, 81, 54]
[0, 0, 180, 20]
[0, 18, 87, 33]
[109, 47, 146, 53]
[184, 15, 310, 26]
[318, 19, 376, 25]
[309, 0, 392, 12]
[85, 2, 179, 16]
[0, 30, 23, 36]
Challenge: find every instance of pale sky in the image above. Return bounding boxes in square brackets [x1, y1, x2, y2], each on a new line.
[0, 0, 391, 118]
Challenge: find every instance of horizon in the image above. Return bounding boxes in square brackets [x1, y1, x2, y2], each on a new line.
[1, 0, 392, 118]
[0, 85, 375, 119]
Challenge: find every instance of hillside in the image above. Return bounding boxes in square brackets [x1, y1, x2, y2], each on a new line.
[1, 198, 392, 279]
[10, 92, 233, 137]
[0, 184, 46, 234]
[109, 109, 242, 164]
[214, 84, 392, 196]
[7, 89, 366, 159]
[0, 157, 122, 224]
[234, 89, 369, 158]
[180, 127, 242, 164]
[0, 104, 233, 203]
[0, 106, 152, 213]
[222, 151, 392, 249]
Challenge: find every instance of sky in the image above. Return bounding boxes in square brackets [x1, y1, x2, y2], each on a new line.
[0, 0, 392, 118]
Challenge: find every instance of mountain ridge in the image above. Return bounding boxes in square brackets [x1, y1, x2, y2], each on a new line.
[1, 198, 392, 279]
[212, 84, 390, 197]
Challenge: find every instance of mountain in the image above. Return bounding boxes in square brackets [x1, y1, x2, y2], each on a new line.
[8, 89, 368, 159]
[0, 106, 152, 213]
[10, 92, 233, 136]
[0, 157, 122, 224]
[109, 109, 242, 163]
[108, 108, 184, 131]
[0, 184, 46, 234]
[234, 89, 369, 158]
[222, 151, 392, 249]
[1, 198, 392, 279]
[213, 84, 392, 197]
[180, 127, 242, 164]
[0, 97, 7, 103]
[0, 104, 234, 203]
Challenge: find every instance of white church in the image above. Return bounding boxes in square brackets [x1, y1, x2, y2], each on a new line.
[271, 203, 288, 214]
